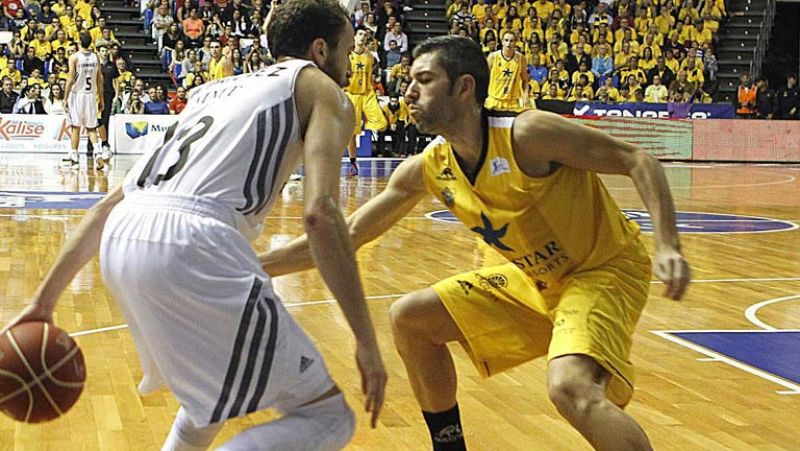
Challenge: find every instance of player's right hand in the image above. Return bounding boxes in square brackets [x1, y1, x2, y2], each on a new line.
[355, 339, 387, 428]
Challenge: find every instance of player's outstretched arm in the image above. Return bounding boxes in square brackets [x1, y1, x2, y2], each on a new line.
[1, 185, 125, 333]
[297, 70, 386, 427]
[513, 110, 691, 300]
[260, 154, 426, 276]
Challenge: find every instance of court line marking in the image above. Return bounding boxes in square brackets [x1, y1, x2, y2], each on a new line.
[66, 276, 800, 339]
[650, 330, 800, 395]
[744, 294, 800, 331]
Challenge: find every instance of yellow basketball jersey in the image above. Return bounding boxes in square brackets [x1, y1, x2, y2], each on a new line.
[421, 111, 641, 291]
[346, 51, 373, 95]
[488, 51, 525, 101]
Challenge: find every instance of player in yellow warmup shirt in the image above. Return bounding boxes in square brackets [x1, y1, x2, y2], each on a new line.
[262, 36, 691, 451]
[485, 30, 529, 112]
[344, 27, 387, 176]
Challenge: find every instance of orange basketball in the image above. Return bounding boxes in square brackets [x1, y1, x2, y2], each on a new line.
[0, 321, 86, 423]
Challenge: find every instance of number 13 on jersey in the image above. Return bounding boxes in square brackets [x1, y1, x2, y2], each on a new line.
[137, 116, 214, 188]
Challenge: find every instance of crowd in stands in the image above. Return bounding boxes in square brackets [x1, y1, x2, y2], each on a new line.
[444, 0, 726, 104]
[2, 0, 797, 123]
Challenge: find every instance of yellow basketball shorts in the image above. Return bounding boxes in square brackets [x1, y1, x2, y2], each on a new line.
[484, 96, 526, 113]
[432, 240, 651, 407]
[345, 91, 388, 136]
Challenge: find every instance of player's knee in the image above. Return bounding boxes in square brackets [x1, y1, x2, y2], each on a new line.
[389, 293, 427, 338]
[548, 376, 603, 419]
[301, 393, 355, 451]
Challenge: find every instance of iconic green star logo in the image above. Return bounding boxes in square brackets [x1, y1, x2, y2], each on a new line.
[471, 212, 514, 251]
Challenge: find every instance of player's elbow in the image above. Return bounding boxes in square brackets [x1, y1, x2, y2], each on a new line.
[303, 196, 341, 234]
[628, 148, 659, 178]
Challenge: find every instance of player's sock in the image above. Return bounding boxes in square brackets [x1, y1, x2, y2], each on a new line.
[349, 157, 356, 166]
[162, 407, 224, 451]
[422, 404, 466, 451]
[217, 393, 354, 451]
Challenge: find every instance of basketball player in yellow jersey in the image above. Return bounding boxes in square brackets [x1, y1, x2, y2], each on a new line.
[207, 40, 234, 80]
[485, 30, 529, 112]
[344, 27, 388, 176]
[262, 36, 691, 451]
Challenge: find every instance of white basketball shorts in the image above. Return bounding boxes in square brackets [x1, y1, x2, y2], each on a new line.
[68, 92, 98, 129]
[99, 191, 334, 427]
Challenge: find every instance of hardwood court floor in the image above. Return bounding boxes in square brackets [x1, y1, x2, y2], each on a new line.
[0, 155, 799, 450]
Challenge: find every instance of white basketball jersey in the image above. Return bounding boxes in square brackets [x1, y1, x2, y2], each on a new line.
[124, 59, 314, 240]
[71, 51, 98, 95]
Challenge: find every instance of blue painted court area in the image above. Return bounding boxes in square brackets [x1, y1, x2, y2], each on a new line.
[671, 331, 800, 385]
[0, 191, 106, 210]
[427, 209, 798, 234]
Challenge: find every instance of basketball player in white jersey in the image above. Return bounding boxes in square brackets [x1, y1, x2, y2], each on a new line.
[3, 1, 387, 450]
[63, 31, 106, 171]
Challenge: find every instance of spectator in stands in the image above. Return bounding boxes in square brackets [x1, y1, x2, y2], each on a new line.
[244, 50, 261, 73]
[169, 86, 188, 114]
[363, 13, 378, 35]
[169, 40, 187, 76]
[777, 74, 799, 120]
[754, 77, 777, 120]
[183, 8, 205, 48]
[95, 28, 119, 51]
[528, 53, 548, 85]
[588, 2, 612, 27]
[384, 40, 402, 69]
[25, 67, 47, 88]
[591, 44, 613, 86]
[670, 70, 696, 96]
[648, 55, 675, 89]
[44, 83, 67, 115]
[353, 1, 370, 26]
[541, 83, 561, 100]
[702, 45, 718, 82]
[3, 0, 24, 21]
[22, 46, 44, 76]
[383, 22, 408, 53]
[645, 75, 669, 103]
[30, 29, 52, 61]
[566, 42, 591, 75]
[144, 85, 169, 115]
[198, 37, 213, 68]
[13, 84, 46, 114]
[162, 23, 183, 63]
[152, 3, 173, 47]
[1, 57, 21, 86]
[0, 77, 18, 113]
[116, 57, 133, 84]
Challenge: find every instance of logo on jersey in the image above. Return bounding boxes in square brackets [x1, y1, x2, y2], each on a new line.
[299, 356, 314, 374]
[476, 273, 508, 289]
[437, 167, 457, 181]
[471, 212, 514, 251]
[457, 279, 474, 295]
[490, 157, 510, 176]
[125, 122, 149, 139]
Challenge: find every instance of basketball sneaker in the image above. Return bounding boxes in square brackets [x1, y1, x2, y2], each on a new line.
[61, 157, 79, 170]
[101, 144, 112, 162]
[94, 155, 105, 171]
[346, 163, 358, 177]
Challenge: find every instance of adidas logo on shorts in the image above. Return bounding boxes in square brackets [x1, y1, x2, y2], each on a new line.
[299, 356, 314, 373]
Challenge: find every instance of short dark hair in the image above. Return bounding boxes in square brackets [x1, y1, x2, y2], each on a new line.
[268, 0, 350, 60]
[412, 36, 489, 106]
[79, 31, 92, 49]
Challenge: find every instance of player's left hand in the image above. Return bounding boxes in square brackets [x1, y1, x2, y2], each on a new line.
[653, 248, 691, 301]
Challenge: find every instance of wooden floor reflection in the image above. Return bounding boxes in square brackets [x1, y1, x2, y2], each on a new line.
[1, 155, 799, 450]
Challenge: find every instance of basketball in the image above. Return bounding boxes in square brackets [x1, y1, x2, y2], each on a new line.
[0, 321, 86, 423]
